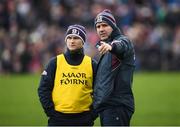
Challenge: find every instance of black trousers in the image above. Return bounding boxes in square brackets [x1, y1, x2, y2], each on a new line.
[48, 111, 94, 126]
[99, 106, 133, 126]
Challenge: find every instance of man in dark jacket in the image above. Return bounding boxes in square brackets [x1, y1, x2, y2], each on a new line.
[38, 24, 97, 126]
[93, 9, 135, 126]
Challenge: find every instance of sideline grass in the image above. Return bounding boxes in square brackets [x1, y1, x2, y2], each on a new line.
[0, 74, 47, 125]
[131, 72, 180, 125]
[0, 72, 180, 125]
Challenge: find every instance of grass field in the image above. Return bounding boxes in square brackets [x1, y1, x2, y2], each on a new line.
[0, 72, 180, 126]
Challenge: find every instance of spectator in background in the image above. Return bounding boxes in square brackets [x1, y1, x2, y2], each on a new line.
[93, 9, 135, 126]
[0, 1, 9, 29]
[38, 24, 97, 126]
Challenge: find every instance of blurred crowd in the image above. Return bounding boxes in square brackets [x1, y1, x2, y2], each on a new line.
[0, 0, 180, 74]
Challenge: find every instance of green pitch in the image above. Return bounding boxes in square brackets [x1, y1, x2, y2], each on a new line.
[0, 72, 180, 125]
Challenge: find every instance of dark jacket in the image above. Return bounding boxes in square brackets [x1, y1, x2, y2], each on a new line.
[93, 27, 135, 112]
[38, 48, 97, 117]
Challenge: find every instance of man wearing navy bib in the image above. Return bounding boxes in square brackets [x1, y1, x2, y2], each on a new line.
[93, 10, 135, 126]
